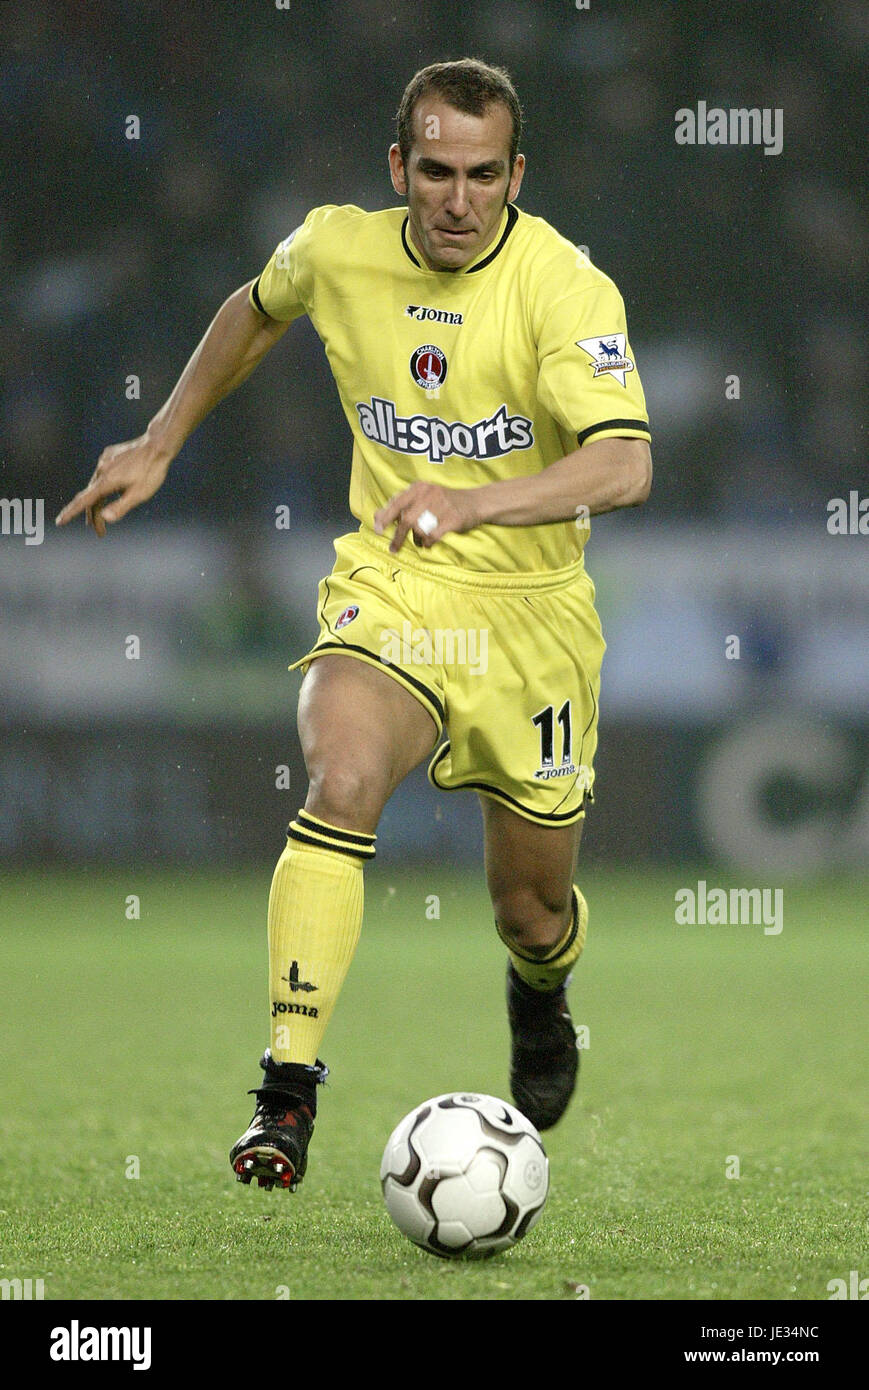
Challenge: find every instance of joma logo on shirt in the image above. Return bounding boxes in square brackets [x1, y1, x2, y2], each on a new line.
[405, 304, 464, 325]
[356, 397, 533, 464]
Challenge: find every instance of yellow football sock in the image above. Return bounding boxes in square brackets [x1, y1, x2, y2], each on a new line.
[497, 885, 588, 992]
[268, 809, 375, 1065]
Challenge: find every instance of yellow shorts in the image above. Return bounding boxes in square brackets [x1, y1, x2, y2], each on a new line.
[289, 529, 606, 825]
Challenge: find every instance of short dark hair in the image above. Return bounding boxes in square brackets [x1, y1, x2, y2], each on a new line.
[396, 59, 523, 171]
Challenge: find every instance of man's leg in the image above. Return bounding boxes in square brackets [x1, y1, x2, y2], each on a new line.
[480, 795, 587, 1131]
[232, 655, 438, 1190]
[269, 653, 438, 1058]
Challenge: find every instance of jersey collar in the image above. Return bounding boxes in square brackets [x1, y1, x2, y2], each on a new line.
[400, 204, 518, 275]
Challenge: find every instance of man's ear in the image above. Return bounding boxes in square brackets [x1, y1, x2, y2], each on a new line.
[507, 152, 526, 203]
[388, 143, 408, 197]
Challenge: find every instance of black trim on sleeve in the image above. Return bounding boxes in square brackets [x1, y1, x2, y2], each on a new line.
[576, 419, 651, 447]
[250, 276, 269, 315]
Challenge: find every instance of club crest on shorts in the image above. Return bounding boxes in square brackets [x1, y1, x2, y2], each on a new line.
[575, 333, 634, 386]
[335, 604, 359, 630]
[410, 344, 447, 390]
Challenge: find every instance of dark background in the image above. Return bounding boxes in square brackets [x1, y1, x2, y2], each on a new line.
[1, 0, 866, 871]
[4, 0, 864, 520]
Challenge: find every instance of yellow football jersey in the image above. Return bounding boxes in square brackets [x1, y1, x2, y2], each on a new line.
[250, 203, 650, 574]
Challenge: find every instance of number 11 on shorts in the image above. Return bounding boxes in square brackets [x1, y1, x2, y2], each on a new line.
[532, 700, 572, 768]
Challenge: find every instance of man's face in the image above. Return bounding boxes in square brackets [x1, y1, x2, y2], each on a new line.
[389, 98, 525, 271]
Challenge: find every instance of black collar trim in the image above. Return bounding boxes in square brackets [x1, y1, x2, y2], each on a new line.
[401, 216, 421, 267]
[400, 203, 519, 273]
[466, 202, 518, 273]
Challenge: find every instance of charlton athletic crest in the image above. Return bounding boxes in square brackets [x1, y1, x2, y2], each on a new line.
[335, 604, 359, 630]
[410, 344, 447, 390]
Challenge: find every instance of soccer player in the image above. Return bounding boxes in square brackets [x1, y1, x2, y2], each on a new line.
[57, 60, 651, 1192]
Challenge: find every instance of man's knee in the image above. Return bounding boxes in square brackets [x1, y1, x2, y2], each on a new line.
[492, 885, 573, 956]
[304, 764, 386, 833]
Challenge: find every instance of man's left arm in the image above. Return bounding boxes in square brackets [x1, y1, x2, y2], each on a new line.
[470, 435, 652, 526]
[374, 436, 651, 552]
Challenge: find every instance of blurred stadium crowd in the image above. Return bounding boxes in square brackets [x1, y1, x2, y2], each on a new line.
[3, 0, 864, 527]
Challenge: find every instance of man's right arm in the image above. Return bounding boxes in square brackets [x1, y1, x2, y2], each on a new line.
[56, 280, 290, 535]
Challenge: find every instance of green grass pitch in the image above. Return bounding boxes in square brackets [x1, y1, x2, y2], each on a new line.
[0, 866, 865, 1301]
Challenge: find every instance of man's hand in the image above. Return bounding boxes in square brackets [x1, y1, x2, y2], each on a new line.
[373, 482, 481, 554]
[55, 435, 173, 537]
[55, 280, 290, 538]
